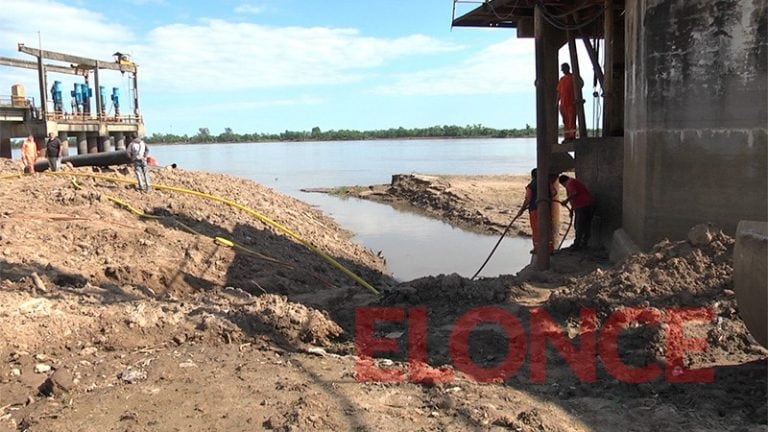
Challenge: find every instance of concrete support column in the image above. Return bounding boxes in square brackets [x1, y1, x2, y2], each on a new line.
[114, 132, 126, 151]
[58, 133, 70, 157]
[34, 137, 45, 160]
[77, 132, 87, 155]
[533, 4, 562, 270]
[0, 136, 10, 159]
[100, 135, 114, 152]
[0, 124, 11, 158]
[87, 135, 98, 154]
[623, 1, 767, 247]
[603, 0, 625, 137]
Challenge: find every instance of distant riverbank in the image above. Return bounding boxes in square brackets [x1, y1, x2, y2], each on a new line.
[143, 124, 537, 145]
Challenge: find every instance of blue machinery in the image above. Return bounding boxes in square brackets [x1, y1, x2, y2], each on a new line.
[0, 43, 143, 159]
[50, 81, 121, 117]
[111, 87, 120, 116]
[10, 43, 139, 122]
[51, 80, 63, 112]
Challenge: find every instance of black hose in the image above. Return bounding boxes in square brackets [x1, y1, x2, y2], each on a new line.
[471, 212, 523, 280]
[558, 206, 574, 250]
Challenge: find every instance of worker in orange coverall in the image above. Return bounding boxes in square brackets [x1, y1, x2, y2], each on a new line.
[556, 63, 577, 142]
[21, 135, 37, 173]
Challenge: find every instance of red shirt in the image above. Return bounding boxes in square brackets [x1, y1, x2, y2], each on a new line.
[564, 178, 595, 209]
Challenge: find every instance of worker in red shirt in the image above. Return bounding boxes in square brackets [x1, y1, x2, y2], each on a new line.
[558, 174, 595, 250]
[556, 63, 577, 142]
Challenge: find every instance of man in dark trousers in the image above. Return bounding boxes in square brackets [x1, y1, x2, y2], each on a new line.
[45, 132, 62, 172]
[558, 174, 595, 250]
[127, 133, 150, 192]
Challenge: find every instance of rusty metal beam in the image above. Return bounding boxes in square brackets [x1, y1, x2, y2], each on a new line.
[580, 36, 605, 90]
[18, 43, 135, 73]
[568, 32, 588, 139]
[0, 56, 85, 76]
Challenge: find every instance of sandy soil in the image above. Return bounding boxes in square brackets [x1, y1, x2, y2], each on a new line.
[305, 173, 573, 241]
[0, 160, 765, 432]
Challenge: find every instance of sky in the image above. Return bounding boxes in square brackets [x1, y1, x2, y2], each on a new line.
[0, 0, 600, 136]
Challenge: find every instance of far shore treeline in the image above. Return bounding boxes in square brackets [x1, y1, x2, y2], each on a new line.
[9, 123, 610, 148]
[143, 124, 537, 144]
[9, 124, 536, 148]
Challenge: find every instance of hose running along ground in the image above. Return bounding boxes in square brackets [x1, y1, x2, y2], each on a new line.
[7, 171, 380, 295]
[470, 212, 523, 280]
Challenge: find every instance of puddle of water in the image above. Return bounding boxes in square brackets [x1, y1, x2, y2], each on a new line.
[45, 139, 541, 280]
[303, 193, 532, 281]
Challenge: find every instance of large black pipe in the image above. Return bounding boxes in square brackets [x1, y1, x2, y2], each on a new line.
[34, 150, 130, 172]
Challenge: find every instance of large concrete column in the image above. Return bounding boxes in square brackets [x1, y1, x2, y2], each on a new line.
[533, 5, 563, 269]
[114, 132, 126, 151]
[0, 124, 11, 158]
[99, 135, 113, 152]
[734, 221, 768, 348]
[77, 132, 87, 155]
[58, 133, 70, 157]
[624, 0, 768, 248]
[0, 136, 10, 159]
[87, 135, 98, 154]
[603, 0, 625, 137]
[34, 137, 44, 160]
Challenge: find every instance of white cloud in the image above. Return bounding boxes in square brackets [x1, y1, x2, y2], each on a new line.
[135, 20, 463, 91]
[0, 0, 136, 60]
[0, 0, 476, 99]
[0, 0, 464, 93]
[234, 3, 266, 15]
[372, 38, 536, 96]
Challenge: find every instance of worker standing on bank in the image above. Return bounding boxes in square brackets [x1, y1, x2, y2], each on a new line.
[127, 133, 150, 192]
[559, 174, 596, 250]
[21, 135, 37, 173]
[45, 132, 62, 172]
[556, 63, 577, 143]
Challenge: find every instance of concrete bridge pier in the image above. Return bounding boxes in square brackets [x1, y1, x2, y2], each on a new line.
[114, 132, 126, 151]
[58, 132, 69, 157]
[0, 136, 10, 158]
[77, 132, 87, 155]
[87, 135, 98, 154]
[100, 135, 114, 152]
[0, 123, 12, 158]
[34, 136, 44, 159]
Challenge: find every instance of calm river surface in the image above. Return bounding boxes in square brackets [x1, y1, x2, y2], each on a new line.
[22, 138, 539, 280]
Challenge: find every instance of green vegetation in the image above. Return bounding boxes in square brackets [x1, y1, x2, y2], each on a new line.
[144, 124, 537, 144]
[329, 185, 367, 196]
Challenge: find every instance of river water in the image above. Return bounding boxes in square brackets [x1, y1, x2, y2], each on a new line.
[17, 138, 539, 281]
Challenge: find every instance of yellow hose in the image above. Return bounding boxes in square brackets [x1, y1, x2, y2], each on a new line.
[105, 194, 287, 266]
[40, 171, 379, 294]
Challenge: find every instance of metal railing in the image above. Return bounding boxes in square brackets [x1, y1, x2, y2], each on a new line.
[0, 95, 141, 124]
[0, 95, 35, 108]
[45, 111, 142, 124]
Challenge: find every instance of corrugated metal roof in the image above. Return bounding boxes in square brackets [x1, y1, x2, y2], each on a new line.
[452, 0, 613, 37]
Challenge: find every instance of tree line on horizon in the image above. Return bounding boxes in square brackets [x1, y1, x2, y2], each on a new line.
[143, 124, 537, 144]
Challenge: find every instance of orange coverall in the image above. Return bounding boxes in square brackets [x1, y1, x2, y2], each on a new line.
[557, 74, 576, 140]
[21, 138, 37, 173]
